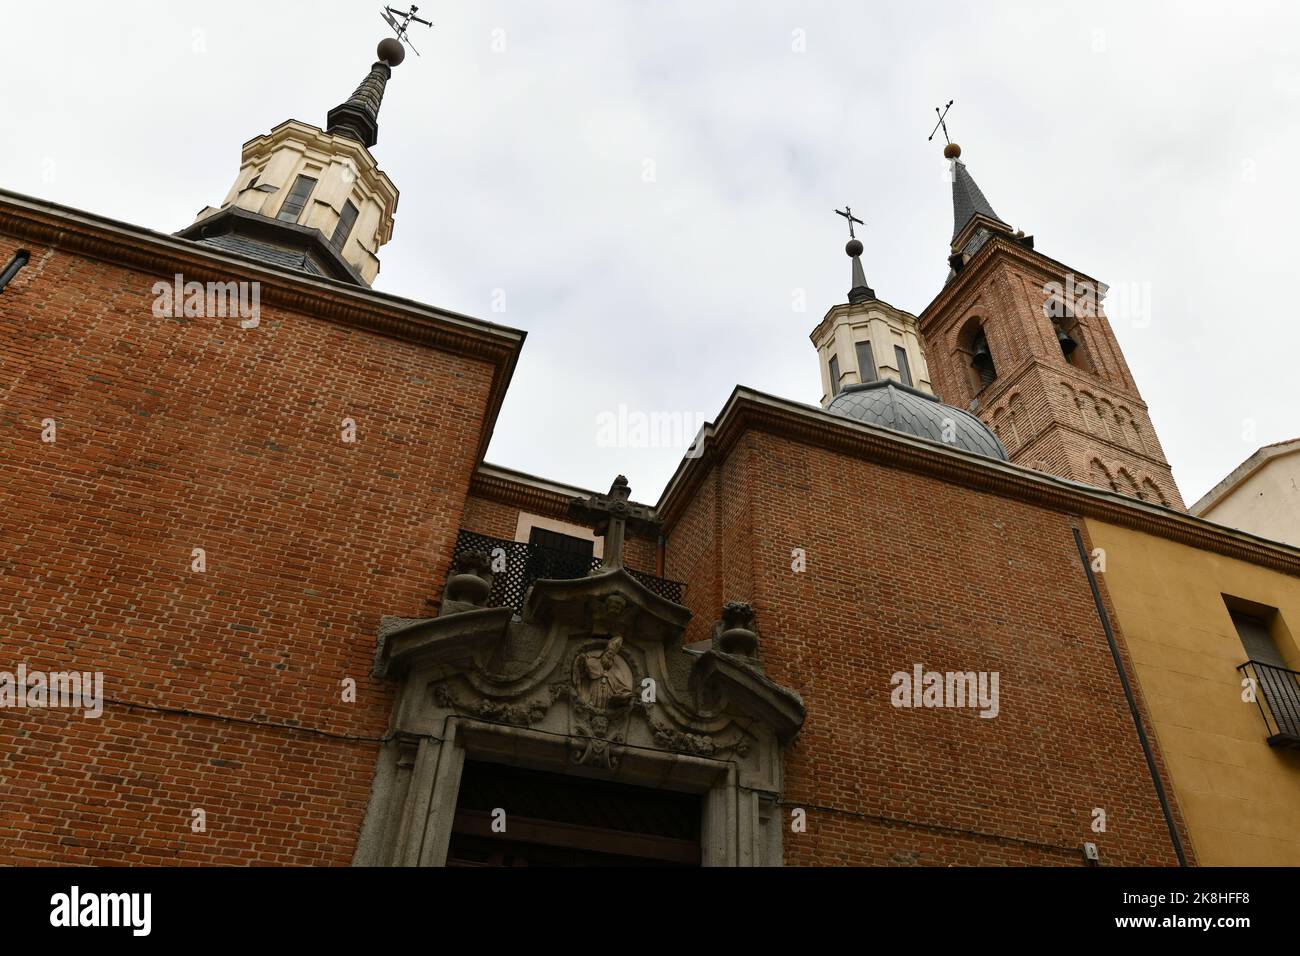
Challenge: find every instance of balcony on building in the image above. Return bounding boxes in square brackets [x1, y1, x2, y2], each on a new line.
[1237, 659, 1300, 749]
[450, 530, 685, 618]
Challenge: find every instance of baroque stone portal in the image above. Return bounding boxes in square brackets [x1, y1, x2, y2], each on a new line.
[352, 478, 805, 866]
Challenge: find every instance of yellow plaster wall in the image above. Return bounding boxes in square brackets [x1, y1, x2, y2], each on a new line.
[1085, 519, 1300, 865]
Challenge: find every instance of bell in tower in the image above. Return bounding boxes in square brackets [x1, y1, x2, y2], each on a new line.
[1056, 325, 1080, 359]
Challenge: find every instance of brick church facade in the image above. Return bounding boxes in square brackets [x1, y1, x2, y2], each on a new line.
[2, 36, 1298, 867]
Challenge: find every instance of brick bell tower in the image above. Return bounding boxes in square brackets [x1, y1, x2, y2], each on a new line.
[917, 140, 1184, 509]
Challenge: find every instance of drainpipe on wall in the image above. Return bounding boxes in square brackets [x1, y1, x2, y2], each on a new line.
[0, 249, 30, 293]
[1072, 525, 1188, 867]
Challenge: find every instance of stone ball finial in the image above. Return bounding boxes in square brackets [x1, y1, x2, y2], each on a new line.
[718, 601, 759, 658]
[943, 142, 962, 160]
[845, 238, 864, 258]
[440, 551, 494, 615]
[378, 37, 406, 66]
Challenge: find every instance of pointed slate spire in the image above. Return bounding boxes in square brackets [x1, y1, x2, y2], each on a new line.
[945, 143, 1009, 241]
[326, 38, 406, 149]
[846, 238, 875, 304]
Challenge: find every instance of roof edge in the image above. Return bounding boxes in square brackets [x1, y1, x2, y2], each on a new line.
[471, 463, 660, 537]
[0, 188, 525, 464]
[1191, 438, 1300, 516]
[654, 386, 1300, 579]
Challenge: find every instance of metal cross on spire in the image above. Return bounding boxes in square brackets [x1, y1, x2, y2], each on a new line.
[381, 4, 434, 56]
[834, 205, 865, 240]
[835, 206, 874, 303]
[928, 99, 955, 144]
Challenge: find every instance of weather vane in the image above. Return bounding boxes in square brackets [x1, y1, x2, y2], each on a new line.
[834, 205, 864, 240]
[381, 4, 434, 56]
[928, 100, 954, 144]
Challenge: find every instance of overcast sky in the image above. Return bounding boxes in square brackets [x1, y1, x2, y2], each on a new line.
[3, 0, 1298, 505]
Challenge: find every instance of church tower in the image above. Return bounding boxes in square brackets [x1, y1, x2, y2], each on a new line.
[917, 141, 1184, 509]
[811, 211, 1010, 462]
[176, 38, 407, 287]
[811, 210, 934, 405]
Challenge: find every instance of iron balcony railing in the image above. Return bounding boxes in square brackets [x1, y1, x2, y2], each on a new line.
[451, 530, 685, 618]
[1237, 659, 1300, 749]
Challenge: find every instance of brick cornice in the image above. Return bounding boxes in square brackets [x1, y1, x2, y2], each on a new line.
[656, 387, 1300, 578]
[0, 189, 524, 462]
[470, 467, 579, 521]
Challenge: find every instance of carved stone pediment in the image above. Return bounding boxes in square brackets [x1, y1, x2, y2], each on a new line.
[689, 650, 804, 744]
[354, 479, 805, 867]
[372, 607, 512, 679]
[384, 565, 802, 769]
[524, 566, 690, 644]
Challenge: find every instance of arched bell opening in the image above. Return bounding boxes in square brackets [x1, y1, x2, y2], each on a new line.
[957, 315, 998, 398]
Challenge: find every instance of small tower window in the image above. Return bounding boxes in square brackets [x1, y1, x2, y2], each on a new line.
[855, 341, 876, 383]
[894, 346, 913, 388]
[330, 200, 360, 251]
[277, 175, 318, 224]
[829, 354, 842, 396]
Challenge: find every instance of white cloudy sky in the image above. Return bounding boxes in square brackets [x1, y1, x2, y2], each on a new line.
[3, 0, 1298, 505]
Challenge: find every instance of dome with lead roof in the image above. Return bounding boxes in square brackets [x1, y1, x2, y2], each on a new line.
[826, 380, 1009, 461]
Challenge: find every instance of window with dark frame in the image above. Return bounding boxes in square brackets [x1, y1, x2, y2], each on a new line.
[330, 200, 360, 251]
[894, 345, 913, 387]
[829, 354, 842, 396]
[526, 527, 595, 581]
[276, 174, 318, 223]
[855, 340, 876, 383]
[1228, 599, 1300, 745]
[1231, 608, 1286, 669]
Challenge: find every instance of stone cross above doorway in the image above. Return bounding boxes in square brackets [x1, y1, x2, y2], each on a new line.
[567, 475, 660, 570]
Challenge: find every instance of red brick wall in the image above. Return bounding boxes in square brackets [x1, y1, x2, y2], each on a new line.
[0, 236, 497, 863]
[664, 471, 719, 646]
[462, 494, 523, 540]
[665, 427, 1192, 866]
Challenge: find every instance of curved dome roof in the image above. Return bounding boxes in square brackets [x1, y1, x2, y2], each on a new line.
[826, 380, 1009, 461]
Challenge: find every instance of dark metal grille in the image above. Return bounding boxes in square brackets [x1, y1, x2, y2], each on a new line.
[1237, 660, 1300, 748]
[451, 530, 684, 617]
